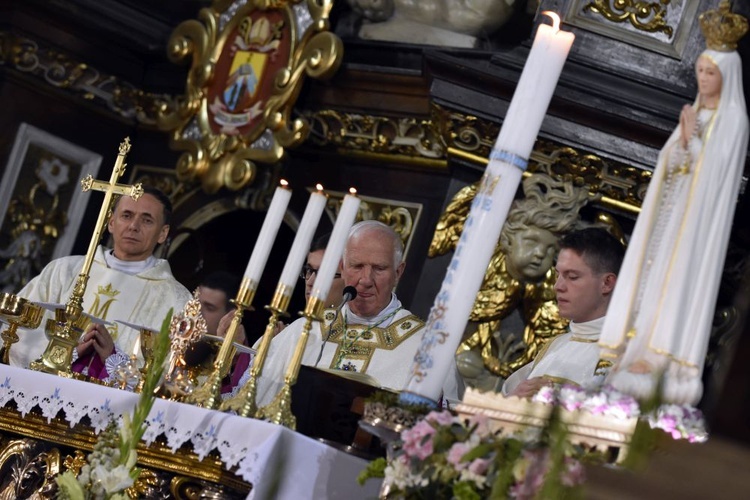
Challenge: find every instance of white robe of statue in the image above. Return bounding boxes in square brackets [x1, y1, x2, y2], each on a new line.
[502, 317, 606, 396]
[11, 245, 192, 369]
[251, 294, 463, 408]
[599, 49, 750, 405]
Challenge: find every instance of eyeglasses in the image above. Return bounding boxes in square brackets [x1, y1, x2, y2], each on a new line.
[300, 264, 341, 281]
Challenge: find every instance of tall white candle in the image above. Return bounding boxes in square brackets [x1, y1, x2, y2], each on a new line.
[277, 185, 327, 291]
[243, 180, 292, 285]
[310, 188, 360, 304]
[402, 12, 575, 405]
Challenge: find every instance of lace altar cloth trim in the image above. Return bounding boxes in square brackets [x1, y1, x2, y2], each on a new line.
[0, 365, 377, 499]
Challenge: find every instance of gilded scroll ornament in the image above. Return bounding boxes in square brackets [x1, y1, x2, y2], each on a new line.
[0, 32, 173, 125]
[432, 174, 596, 385]
[0, 439, 60, 499]
[584, 0, 674, 36]
[305, 109, 445, 160]
[158, 0, 343, 194]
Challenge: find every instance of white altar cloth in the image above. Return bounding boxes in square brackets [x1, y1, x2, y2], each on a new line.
[0, 364, 381, 499]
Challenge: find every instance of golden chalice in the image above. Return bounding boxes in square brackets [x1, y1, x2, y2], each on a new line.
[0, 292, 43, 365]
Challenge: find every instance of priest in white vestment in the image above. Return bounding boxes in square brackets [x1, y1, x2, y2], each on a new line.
[503, 228, 624, 398]
[599, 9, 750, 405]
[252, 220, 463, 407]
[11, 187, 192, 381]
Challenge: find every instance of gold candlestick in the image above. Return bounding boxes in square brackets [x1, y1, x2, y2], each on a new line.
[30, 138, 143, 375]
[187, 277, 255, 409]
[221, 283, 292, 417]
[256, 296, 324, 429]
[0, 293, 43, 365]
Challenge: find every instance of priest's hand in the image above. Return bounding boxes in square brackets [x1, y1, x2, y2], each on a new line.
[217, 311, 247, 346]
[78, 323, 115, 362]
[510, 376, 550, 399]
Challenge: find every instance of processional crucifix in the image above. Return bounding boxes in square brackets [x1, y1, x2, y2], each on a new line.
[30, 138, 143, 375]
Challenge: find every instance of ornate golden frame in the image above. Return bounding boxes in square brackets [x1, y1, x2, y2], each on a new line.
[158, 0, 343, 194]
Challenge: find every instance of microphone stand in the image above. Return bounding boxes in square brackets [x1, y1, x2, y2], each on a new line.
[314, 286, 356, 367]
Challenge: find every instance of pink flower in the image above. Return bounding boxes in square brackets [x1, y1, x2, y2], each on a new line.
[561, 457, 586, 487]
[468, 413, 492, 438]
[468, 457, 491, 475]
[426, 410, 455, 426]
[446, 442, 471, 470]
[401, 420, 436, 460]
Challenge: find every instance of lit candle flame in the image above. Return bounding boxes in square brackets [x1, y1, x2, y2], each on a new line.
[542, 11, 561, 32]
[315, 183, 324, 191]
[349, 187, 357, 195]
[280, 179, 289, 187]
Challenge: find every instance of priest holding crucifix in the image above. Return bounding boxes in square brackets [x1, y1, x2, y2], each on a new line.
[10, 186, 191, 382]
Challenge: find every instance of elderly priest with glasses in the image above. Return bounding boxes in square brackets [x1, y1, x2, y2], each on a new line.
[251, 220, 463, 407]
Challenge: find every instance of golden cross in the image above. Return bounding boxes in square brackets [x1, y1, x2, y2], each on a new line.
[32, 137, 144, 375]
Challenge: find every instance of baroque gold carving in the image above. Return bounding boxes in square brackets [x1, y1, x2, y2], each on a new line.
[305, 109, 445, 160]
[584, 0, 674, 36]
[0, 31, 173, 125]
[0, 439, 60, 499]
[432, 103, 649, 213]
[158, 0, 343, 194]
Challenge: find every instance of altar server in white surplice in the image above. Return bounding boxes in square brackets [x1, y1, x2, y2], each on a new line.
[599, 6, 750, 405]
[252, 220, 463, 407]
[11, 187, 191, 380]
[502, 228, 624, 398]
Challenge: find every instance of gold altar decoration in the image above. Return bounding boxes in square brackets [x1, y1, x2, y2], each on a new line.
[0, 292, 42, 365]
[256, 295, 324, 428]
[188, 278, 255, 409]
[0, 409, 250, 498]
[584, 0, 674, 36]
[157, 0, 344, 194]
[431, 174, 600, 383]
[158, 292, 208, 399]
[222, 284, 291, 417]
[30, 138, 143, 376]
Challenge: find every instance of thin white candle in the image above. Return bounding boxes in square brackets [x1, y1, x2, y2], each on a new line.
[310, 188, 360, 304]
[277, 185, 327, 290]
[402, 12, 575, 405]
[243, 180, 292, 284]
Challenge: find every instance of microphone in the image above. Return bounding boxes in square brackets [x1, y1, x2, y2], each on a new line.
[314, 286, 358, 367]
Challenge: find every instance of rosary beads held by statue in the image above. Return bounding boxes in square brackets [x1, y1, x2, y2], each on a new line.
[599, 1, 749, 406]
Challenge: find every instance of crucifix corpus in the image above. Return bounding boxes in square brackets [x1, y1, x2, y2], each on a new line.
[30, 137, 143, 375]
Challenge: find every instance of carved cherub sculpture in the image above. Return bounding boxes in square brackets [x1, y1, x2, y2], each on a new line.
[430, 173, 593, 389]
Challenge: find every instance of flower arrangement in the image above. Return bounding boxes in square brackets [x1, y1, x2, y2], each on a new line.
[56, 309, 173, 499]
[359, 383, 709, 499]
[359, 408, 592, 499]
[532, 384, 708, 443]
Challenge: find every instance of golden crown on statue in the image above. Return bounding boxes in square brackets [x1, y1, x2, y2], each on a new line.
[700, 0, 748, 51]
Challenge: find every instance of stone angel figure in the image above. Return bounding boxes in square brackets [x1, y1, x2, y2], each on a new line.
[599, 1, 749, 406]
[430, 173, 593, 388]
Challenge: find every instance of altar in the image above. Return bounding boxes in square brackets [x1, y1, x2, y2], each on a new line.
[0, 365, 381, 499]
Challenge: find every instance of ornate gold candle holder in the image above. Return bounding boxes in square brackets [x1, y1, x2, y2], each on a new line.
[221, 283, 292, 417]
[31, 300, 93, 375]
[0, 292, 43, 365]
[256, 296, 324, 429]
[187, 278, 255, 409]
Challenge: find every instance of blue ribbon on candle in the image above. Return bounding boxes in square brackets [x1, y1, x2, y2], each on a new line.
[489, 148, 529, 171]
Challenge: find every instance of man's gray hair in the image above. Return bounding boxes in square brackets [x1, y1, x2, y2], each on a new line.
[346, 220, 404, 265]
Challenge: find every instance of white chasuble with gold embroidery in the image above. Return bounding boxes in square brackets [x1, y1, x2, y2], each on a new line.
[253, 301, 432, 408]
[11, 246, 191, 368]
[502, 317, 606, 396]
